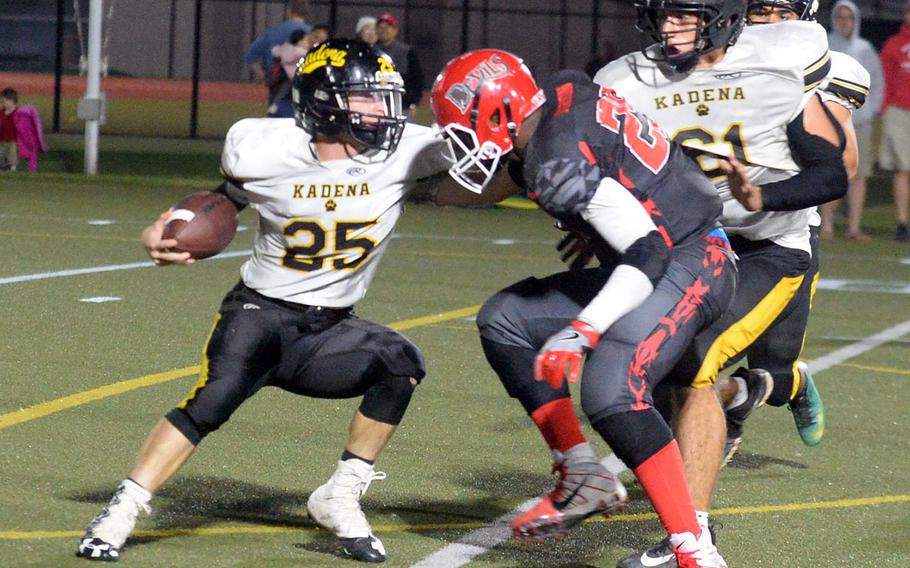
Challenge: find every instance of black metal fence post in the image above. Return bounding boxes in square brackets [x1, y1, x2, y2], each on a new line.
[460, 0, 470, 53]
[53, 0, 64, 133]
[591, 0, 600, 58]
[559, 0, 568, 69]
[190, 0, 203, 138]
[329, 0, 338, 36]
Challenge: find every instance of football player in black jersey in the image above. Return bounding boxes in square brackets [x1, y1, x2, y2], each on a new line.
[432, 49, 738, 568]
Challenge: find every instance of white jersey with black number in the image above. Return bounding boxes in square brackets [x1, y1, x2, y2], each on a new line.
[594, 20, 830, 254]
[221, 119, 448, 308]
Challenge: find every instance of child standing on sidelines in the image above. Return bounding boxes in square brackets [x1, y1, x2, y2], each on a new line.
[0, 88, 47, 173]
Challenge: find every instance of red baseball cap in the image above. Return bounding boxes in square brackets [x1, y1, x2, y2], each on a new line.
[377, 13, 400, 27]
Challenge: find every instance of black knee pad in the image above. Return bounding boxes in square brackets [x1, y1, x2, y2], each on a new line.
[591, 408, 673, 470]
[165, 408, 205, 446]
[480, 337, 568, 414]
[359, 375, 416, 425]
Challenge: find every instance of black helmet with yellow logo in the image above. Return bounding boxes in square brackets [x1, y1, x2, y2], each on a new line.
[292, 38, 407, 155]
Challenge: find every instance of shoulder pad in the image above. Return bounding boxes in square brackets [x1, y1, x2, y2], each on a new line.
[824, 51, 871, 110]
[221, 118, 307, 181]
[738, 21, 830, 91]
[594, 53, 643, 88]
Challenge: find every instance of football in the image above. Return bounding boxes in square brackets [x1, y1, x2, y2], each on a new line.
[161, 191, 239, 259]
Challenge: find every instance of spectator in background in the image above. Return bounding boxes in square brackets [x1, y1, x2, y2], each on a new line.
[268, 29, 311, 118]
[356, 16, 377, 45]
[309, 23, 331, 46]
[245, 0, 311, 84]
[824, 0, 884, 240]
[267, 24, 332, 118]
[376, 13, 424, 118]
[879, 0, 910, 241]
[0, 88, 46, 173]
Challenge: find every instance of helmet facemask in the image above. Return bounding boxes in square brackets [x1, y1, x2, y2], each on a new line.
[746, 0, 817, 22]
[296, 81, 406, 158]
[636, 1, 745, 73]
[338, 85, 406, 154]
[440, 122, 506, 193]
[438, 88, 521, 193]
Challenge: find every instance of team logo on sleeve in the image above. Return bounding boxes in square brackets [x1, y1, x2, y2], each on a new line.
[444, 54, 510, 113]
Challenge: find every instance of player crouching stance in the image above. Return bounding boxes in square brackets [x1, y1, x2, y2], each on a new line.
[432, 51, 738, 567]
[77, 39, 454, 563]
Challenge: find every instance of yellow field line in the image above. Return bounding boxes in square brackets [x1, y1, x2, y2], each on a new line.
[0, 367, 199, 431]
[838, 361, 910, 377]
[387, 305, 480, 331]
[1, 494, 906, 541]
[0, 305, 482, 432]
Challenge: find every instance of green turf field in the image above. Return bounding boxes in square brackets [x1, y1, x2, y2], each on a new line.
[1, 167, 909, 568]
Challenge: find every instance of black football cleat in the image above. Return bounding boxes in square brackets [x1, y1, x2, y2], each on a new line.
[76, 537, 121, 562]
[340, 535, 386, 563]
[722, 368, 773, 466]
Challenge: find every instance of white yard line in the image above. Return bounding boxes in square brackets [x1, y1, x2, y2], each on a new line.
[410, 501, 537, 568]
[808, 318, 910, 373]
[0, 234, 553, 288]
[0, 250, 251, 286]
[410, 318, 910, 568]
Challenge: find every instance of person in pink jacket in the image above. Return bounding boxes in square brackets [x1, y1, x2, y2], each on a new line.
[1, 88, 47, 173]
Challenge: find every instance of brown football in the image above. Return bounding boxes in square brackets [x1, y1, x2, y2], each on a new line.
[161, 192, 239, 259]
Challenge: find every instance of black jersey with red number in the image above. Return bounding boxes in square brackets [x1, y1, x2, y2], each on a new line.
[522, 71, 723, 250]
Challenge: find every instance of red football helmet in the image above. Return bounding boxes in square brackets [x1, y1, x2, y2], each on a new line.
[431, 49, 545, 192]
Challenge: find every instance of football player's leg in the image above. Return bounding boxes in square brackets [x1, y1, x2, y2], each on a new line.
[78, 283, 282, 561]
[747, 227, 824, 445]
[286, 318, 425, 562]
[478, 270, 608, 454]
[617, 243, 806, 566]
[585, 248, 734, 566]
[690, 241, 809, 468]
[477, 269, 630, 540]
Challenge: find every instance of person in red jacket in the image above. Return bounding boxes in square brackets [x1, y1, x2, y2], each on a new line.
[0, 88, 19, 171]
[880, 1, 910, 241]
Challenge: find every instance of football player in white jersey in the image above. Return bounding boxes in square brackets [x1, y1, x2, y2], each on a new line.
[76, 39, 493, 564]
[594, 1, 850, 566]
[708, 0, 871, 462]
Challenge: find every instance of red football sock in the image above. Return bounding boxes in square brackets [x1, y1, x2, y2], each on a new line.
[632, 440, 700, 536]
[530, 398, 587, 453]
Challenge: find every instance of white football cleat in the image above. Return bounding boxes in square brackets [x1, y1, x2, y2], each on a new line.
[671, 529, 728, 568]
[307, 459, 387, 563]
[77, 479, 151, 562]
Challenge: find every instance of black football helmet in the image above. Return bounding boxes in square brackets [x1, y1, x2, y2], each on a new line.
[292, 38, 406, 156]
[747, 0, 818, 21]
[635, 0, 747, 72]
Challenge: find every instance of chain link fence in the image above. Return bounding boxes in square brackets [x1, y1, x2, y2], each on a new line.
[0, 0, 903, 139]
